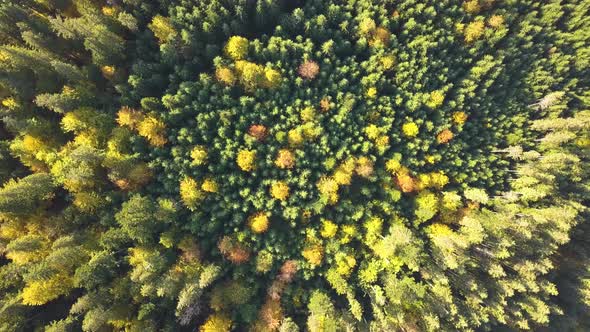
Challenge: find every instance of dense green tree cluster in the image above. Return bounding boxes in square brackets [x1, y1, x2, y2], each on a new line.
[0, 0, 588, 331]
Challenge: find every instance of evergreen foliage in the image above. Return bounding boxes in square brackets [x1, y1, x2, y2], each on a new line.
[0, 0, 589, 331]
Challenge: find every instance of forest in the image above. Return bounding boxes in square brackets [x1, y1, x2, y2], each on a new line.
[0, 0, 589, 331]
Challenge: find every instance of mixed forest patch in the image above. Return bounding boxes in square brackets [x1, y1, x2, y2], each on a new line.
[0, 0, 589, 331]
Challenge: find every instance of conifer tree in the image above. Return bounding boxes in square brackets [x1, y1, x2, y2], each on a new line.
[0, 173, 56, 217]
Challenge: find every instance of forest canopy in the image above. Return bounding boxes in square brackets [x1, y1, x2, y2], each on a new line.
[0, 0, 589, 331]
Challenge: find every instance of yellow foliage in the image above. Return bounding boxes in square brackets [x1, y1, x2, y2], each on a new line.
[2, 97, 18, 109]
[215, 67, 236, 86]
[417, 173, 432, 191]
[117, 107, 144, 129]
[340, 224, 357, 244]
[364, 124, 380, 140]
[5, 236, 47, 265]
[180, 177, 204, 209]
[488, 15, 504, 28]
[249, 212, 270, 233]
[0, 223, 24, 240]
[200, 314, 232, 332]
[359, 260, 381, 285]
[263, 67, 282, 88]
[270, 181, 290, 201]
[364, 217, 383, 244]
[191, 145, 208, 165]
[455, 23, 465, 34]
[237, 149, 256, 171]
[426, 90, 445, 108]
[427, 223, 454, 237]
[22, 274, 73, 305]
[426, 155, 438, 164]
[72, 131, 100, 147]
[320, 219, 338, 238]
[101, 65, 115, 79]
[201, 178, 218, 193]
[358, 18, 376, 35]
[234, 60, 247, 72]
[22, 134, 46, 153]
[333, 168, 353, 185]
[301, 122, 321, 140]
[385, 158, 402, 174]
[575, 137, 590, 148]
[380, 54, 396, 70]
[335, 253, 356, 276]
[137, 116, 167, 147]
[128, 247, 150, 267]
[302, 243, 323, 266]
[62, 85, 75, 95]
[149, 15, 177, 43]
[61, 112, 85, 133]
[453, 111, 468, 125]
[376, 136, 389, 149]
[366, 87, 377, 98]
[430, 171, 449, 189]
[463, 0, 480, 14]
[464, 21, 485, 43]
[288, 129, 304, 146]
[236, 61, 265, 90]
[225, 36, 249, 60]
[317, 176, 339, 196]
[102, 6, 117, 16]
[402, 122, 419, 137]
[416, 172, 449, 191]
[300, 106, 316, 122]
[341, 157, 357, 173]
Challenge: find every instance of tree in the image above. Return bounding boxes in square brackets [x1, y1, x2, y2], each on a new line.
[275, 149, 295, 169]
[149, 15, 177, 44]
[50, 145, 104, 192]
[224, 36, 248, 60]
[414, 191, 439, 224]
[270, 181, 289, 201]
[0, 173, 56, 217]
[0, 0, 589, 330]
[200, 313, 232, 332]
[249, 212, 270, 233]
[298, 60, 320, 80]
[464, 21, 485, 43]
[307, 290, 338, 331]
[22, 273, 73, 305]
[237, 149, 256, 171]
[179, 177, 204, 211]
[137, 115, 167, 147]
[115, 195, 161, 244]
